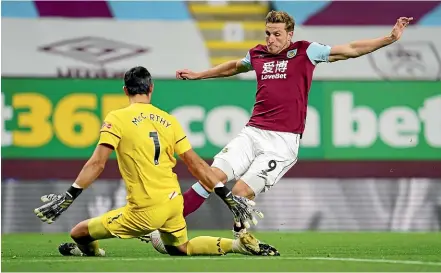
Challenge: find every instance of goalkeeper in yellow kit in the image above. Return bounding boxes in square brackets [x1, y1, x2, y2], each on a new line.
[34, 66, 279, 257]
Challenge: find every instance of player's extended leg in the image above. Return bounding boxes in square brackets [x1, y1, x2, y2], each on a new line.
[60, 205, 155, 257]
[183, 167, 227, 217]
[159, 191, 278, 256]
[232, 180, 256, 200]
[231, 127, 300, 235]
[182, 128, 255, 217]
[231, 153, 298, 236]
[59, 216, 114, 256]
[160, 229, 279, 256]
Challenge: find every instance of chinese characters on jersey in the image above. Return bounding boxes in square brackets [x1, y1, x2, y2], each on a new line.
[261, 60, 289, 80]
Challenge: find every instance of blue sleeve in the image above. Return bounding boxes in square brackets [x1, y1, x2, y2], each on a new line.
[306, 42, 331, 65]
[240, 51, 254, 71]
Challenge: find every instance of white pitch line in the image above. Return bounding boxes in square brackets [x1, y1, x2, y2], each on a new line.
[304, 257, 441, 266]
[3, 256, 441, 267]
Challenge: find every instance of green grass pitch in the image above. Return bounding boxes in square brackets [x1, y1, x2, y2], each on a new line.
[2, 231, 441, 272]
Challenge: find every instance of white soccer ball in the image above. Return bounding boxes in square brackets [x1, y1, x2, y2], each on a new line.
[150, 230, 168, 255]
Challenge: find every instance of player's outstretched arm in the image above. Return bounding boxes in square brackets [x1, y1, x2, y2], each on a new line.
[179, 149, 223, 189]
[72, 144, 113, 189]
[328, 17, 413, 62]
[33, 144, 113, 224]
[179, 149, 263, 228]
[176, 59, 250, 80]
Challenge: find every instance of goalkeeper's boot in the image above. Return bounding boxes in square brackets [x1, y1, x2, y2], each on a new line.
[257, 242, 280, 256]
[58, 243, 84, 256]
[233, 232, 280, 256]
[58, 242, 106, 257]
[138, 233, 152, 244]
[233, 228, 247, 239]
[234, 229, 279, 255]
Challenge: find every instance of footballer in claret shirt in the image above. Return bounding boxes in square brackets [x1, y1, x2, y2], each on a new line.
[176, 11, 413, 237]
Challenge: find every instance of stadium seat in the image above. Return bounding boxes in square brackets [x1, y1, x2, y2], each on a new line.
[187, 0, 268, 67]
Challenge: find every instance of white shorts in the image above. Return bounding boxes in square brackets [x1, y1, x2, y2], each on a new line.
[212, 126, 300, 196]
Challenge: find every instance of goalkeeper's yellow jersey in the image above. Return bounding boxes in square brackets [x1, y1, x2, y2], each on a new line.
[98, 103, 192, 210]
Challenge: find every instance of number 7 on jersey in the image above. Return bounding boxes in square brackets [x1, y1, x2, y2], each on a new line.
[149, 131, 160, 165]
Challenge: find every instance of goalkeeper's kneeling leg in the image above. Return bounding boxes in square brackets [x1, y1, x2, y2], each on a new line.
[154, 231, 280, 256]
[67, 218, 111, 256]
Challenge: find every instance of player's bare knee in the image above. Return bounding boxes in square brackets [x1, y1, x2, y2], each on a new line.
[70, 220, 91, 240]
[232, 180, 255, 200]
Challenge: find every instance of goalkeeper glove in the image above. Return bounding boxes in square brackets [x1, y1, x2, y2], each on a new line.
[213, 183, 264, 229]
[34, 185, 83, 224]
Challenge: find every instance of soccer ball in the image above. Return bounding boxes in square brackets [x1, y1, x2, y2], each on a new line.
[150, 230, 168, 255]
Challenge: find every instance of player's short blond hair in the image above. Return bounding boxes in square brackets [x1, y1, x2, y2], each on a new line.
[265, 10, 295, 32]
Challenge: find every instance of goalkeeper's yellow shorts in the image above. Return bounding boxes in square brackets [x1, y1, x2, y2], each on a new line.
[88, 194, 188, 246]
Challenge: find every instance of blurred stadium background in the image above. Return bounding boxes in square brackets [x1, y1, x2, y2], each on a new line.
[1, 0, 441, 234]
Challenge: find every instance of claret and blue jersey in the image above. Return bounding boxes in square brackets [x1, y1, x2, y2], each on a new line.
[239, 41, 332, 135]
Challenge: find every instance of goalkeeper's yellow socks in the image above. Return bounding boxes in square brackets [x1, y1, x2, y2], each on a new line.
[186, 236, 233, 255]
[186, 233, 261, 256]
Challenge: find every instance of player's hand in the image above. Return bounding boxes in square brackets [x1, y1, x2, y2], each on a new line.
[390, 17, 413, 41]
[34, 193, 74, 224]
[176, 69, 200, 80]
[214, 186, 264, 228]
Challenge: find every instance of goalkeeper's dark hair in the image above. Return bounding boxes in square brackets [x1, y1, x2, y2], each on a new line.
[124, 66, 153, 95]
